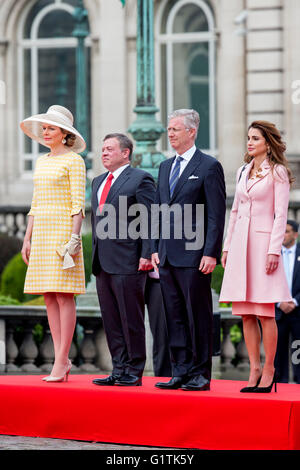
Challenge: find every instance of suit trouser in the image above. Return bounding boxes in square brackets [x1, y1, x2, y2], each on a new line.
[275, 311, 300, 384]
[159, 261, 213, 380]
[145, 277, 172, 377]
[96, 270, 147, 377]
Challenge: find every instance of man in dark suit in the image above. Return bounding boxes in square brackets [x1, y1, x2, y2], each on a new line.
[91, 133, 155, 386]
[152, 109, 226, 391]
[275, 220, 300, 383]
[145, 271, 172, 377]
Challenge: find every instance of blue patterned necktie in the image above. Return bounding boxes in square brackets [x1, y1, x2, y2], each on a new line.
[169, 156, 183, 196]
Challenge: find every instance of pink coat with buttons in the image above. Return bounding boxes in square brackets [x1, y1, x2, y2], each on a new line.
[219, 158, 292, 303]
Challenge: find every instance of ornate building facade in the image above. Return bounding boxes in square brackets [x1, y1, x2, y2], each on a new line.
[0, 0, 299, 209]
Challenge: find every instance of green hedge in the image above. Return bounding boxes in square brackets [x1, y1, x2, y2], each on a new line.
[0, 253, 32, 302]
[0, 233, 93, 303]
[0, 234, 22, 278]
[211, 263, 224, 295]
[82, 232, 92, 286]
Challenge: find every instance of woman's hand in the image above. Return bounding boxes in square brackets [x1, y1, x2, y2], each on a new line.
[21, 239, 31, 265]
[266, 254, 280, 274]
[221, 251, 228, 269]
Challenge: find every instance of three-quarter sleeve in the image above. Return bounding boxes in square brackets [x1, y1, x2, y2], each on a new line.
[268, 164, 290, 255]
[69, 154, 86, 218]
[27, 185, 38, 216]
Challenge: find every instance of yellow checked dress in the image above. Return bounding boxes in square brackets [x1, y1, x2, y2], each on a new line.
[24, 152, 86, 295]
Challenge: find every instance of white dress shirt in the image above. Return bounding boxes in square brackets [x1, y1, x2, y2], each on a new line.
[281, 242, 298, 306]
[170, 145, 196, 177]
[97, 163, 130, 203]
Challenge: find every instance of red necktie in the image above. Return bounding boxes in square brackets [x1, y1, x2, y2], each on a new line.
[99, 173, 114, 213]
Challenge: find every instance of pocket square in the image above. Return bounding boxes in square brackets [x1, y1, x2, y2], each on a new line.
[188, 175, 199, 180]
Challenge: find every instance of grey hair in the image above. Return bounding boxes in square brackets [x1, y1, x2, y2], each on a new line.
[168, 109, 200, 135]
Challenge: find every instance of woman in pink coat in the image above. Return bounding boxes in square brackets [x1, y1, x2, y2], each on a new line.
[220, 121, 294, 393]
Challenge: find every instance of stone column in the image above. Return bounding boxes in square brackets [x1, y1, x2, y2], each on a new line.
[283, 0, 300, 197]
[0, 39, 8, 203]
[246, 0, 284, 129]
[216, 0, 246, 195]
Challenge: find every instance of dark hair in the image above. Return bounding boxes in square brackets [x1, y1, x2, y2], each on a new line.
[287, 220, 299, 233]
[60, 128, 76, 148]
[104, 133, 133, 159]
[244, 120, 294, 185]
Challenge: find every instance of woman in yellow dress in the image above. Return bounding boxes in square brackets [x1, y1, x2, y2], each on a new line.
[20, 105, 86, 382]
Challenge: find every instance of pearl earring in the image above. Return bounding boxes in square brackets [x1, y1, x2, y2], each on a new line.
[62, 138, 66, 144]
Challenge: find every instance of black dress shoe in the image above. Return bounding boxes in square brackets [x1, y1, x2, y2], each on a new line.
[181, 375, 210, 391]
[92, 374, 123, 386]
[155, 377, 187, 390]
[115, 374, 142, 386]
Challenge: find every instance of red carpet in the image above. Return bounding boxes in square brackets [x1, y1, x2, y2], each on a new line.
[0, 375, 299, 450]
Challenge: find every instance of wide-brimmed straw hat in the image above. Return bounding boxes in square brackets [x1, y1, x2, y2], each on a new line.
[20, 105, 86, 153]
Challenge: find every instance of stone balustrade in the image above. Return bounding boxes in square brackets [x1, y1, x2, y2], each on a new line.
[1, 202, 300, 240]
[0, 303, 251, 380]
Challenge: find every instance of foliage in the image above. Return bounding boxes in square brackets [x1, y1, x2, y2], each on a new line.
[211, 263, 224, 294]
[33, 323, 44, 345]
[0, 253, 34, 302]
[82, 232, 92, 286]
[0, 294, 20, 306]
[0, 234, 22, 278]
[230, 324, 242, 344]
[23, 296, 45, 306]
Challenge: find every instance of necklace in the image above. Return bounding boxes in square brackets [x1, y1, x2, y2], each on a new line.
[249, 167, 263, 180]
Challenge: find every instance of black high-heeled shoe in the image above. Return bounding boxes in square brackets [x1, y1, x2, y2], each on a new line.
[240, 375, 262, 393]
[252, 371, 277, 393]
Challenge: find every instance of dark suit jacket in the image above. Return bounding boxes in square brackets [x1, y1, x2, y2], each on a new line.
[276, 243, 300, 320]
[91, 165, 156, 275]
[152, 149, 226, 267]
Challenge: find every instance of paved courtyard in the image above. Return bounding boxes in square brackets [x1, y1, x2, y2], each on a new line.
[0, 434, 173, 450]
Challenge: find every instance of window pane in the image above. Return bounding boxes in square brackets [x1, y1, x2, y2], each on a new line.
[173, 42, 209, 149]
[38, 47, 91, 152]
[173, 4, 209, 33]
[24, 160, 33, 171]
[160, 0, 174, 33]
[24, 0, 52, 38]
[24, 49, 32, 153]
[64, 0, 78, 6]
[189, 44, 210, 149]
[38, 48, 76, 152]
[38, 10, 75, 38]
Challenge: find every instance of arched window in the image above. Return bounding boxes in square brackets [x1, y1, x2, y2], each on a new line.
[157, 0, 216, 154]
[18, 0, 91, 172]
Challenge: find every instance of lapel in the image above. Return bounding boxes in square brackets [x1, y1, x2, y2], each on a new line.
[169, 149, 202, 203]
[104, 165, 131, 206]
[162, 156, 176, 200]
[240, 161, 253, 196]
[92, 172, 108, 213]
[246, 158, 271, 193]
[292, 244, 300, 285]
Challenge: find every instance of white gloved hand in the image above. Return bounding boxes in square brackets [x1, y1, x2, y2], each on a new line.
[56, 234, 81, 270]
